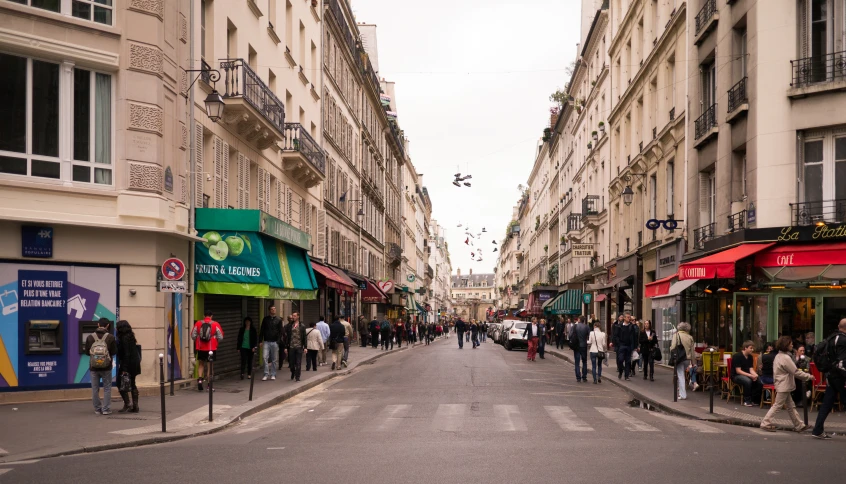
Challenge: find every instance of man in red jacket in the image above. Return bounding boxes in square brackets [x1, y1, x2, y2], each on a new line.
[192, 309, 224, 391]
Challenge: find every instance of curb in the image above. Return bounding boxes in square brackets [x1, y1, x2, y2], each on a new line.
[543, 348, 805, 433]
[0, 344, 416, 463]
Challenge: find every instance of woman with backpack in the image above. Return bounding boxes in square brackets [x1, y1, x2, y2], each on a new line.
[670, 322, 695, 400]
[116, 320, 141, 413]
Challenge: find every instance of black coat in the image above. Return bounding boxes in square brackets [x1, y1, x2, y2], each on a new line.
[638, 330, 659, 352]
[237, 325, 258, 350]
[284, 322, 307, 349]
[116, 333, 141, 376]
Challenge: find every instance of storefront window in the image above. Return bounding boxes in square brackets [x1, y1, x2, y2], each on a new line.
[823, 297, 846, 340]
[777, 297, 816, 342]
[658, 306, 678, 366]
[685, 298, 712, 346]
[736, 295, 768, 351]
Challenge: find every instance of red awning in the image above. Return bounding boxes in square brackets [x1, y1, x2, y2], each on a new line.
[645, 274, 677, 298]
[595, 293, 607, 302]
[361, 279, 387, 303]
[678, 243, 775, 280]
[755, 242, 846, 267]
[311, 261, 356, 295]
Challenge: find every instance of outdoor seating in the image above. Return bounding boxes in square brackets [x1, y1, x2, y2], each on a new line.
[760, 384, 776, 408]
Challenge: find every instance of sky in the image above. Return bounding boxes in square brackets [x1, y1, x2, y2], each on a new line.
[351, 0, 583, 276]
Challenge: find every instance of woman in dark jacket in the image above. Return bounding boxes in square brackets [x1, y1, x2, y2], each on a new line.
[237, 317, 258, 380]
[116, 320, 141, 413]
[638, 320, 659, 381]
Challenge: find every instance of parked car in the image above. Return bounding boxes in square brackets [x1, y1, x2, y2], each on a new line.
[502, 320, 528, 351]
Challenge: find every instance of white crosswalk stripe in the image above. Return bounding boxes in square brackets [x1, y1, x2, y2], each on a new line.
[648, 413, 724, 434]
[235, 400, 322, 434]
[373, 404, 411, 431]
[545, 406, 594, 432]
[494, 404, 527, 431]
[595, 407, 659, 432]
[433, 404, 466, 432]
[317, 405, 359, 421]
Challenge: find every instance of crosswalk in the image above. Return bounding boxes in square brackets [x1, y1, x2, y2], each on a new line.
[235, 401, 726, 436]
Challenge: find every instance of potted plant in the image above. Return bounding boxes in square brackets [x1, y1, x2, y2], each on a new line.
[560, 235, 566, 244]
[599, 121, 605, 133]
[592, 131, 598, 141]
[591, 80, 596, 87]
[544, 245, 548, 252]
[587, 142, 593, 150]
[542, 127, 552, 142]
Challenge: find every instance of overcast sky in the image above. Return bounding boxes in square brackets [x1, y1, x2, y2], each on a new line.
[351, 0, 582, 276]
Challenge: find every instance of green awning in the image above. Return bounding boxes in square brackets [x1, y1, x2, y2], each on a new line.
[195, 229, 317, 299]
[544, 289, 583, 315]
[406, 293, 416, 311]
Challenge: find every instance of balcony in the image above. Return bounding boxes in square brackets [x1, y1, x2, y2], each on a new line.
[694, 0, 718, 45]
[726, 77, 748, 122]
[426, 265, 434, 280]
[581, 195, 602, 226]
[280, 123, 325, 188]
[727, 210, 747, 232]
[790, 199, 846, 226]
[693, 104, 718, 147]
[789, 51, 846, 97]
[693, 222, 716, 250]
[387, 242, 403, 266]
[669, 107, 676, 121]
[567, 214, 583, 237]
[219, 59, 285, 150]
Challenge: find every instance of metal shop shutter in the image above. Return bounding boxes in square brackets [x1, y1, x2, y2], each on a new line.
[203, 295, 243, 375]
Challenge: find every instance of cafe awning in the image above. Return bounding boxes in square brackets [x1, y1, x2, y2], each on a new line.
[649, 279, 697, 309]
[678, 243, 775, 280]
[755, 242, 846, 281]
[310, 260, 356, 295]
[645, 274, 677, 298]
[361, 279, 388, 303]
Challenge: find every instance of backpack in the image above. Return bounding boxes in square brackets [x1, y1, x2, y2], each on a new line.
[199, 321, 213, 342]
[89, 333, 112, 370]
[813, 333, 842, 373]
[380, 320, 391, 331]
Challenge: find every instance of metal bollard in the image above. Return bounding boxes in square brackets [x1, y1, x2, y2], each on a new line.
[248, 347, 256, 402]
[709, 349, 716, 414]
[673, 368, 678, 403]
[159, 354, 166, 433]
[803, 378, 809, 425]
[208, 351, 214, 422]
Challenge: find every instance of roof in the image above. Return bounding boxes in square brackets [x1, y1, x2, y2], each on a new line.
[450, 273, 495, 286]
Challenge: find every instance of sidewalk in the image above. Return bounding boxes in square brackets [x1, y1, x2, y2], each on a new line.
[0, 341, 422, 463]
[545, 347, 846, 433]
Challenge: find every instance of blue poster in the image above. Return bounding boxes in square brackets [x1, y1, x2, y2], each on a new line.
[17, 270, 68, 387]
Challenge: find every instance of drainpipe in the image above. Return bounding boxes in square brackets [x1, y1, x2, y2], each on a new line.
[187, 0, 197, 378]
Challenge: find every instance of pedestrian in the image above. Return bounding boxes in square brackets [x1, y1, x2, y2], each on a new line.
[237, 317, 257, 380]
[341, 317, 353, 366]
[569, 317, 589, 382]
[285, 312, 306, 381]
[555, 317, 565, 349]
[115, 320, 141, 413]
[537, 319, 547, 359]
[617, 315, 636, 380]
[523, 317, 539, 361]
[811, 319, 846, 439]
[639, 320, 658, 381]
[481, 321, 487, 343]
[455, 318, 466, 349]
[466, 324, 471, 343]
[630, 320, 642, 375]
[260, 305, 283, 381]
[395, 319, 404, 348]
[86, 318, 117, 415]
[316, 316, 330, 366]
[192, 310, 223, 392]
[358, 315, 369, 348]
[670, 322, 695, 399]
[370, 317, 380, 349]
[588, 322, 607, 384]
[759, 336, 813, 432]
[330, 317, 346, 370]
[305, 321, 323, 371]
[611, 314, 623, 375]
[380, 316, 392, 350]
[471, 320, 480, 348]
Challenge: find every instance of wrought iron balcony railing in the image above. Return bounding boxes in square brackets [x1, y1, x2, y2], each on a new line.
[790, 199, 846, 226]
[582, 195, 600, 217]
[694, 104, 717, 140]
[669, 106, 676, 121]
[281, 123, 325, 175]
[790, 51, 846, 88]
[727, 77, 748, 113]
[387, 242, 403, 266]
[695, 0, 716, 37]
[693, 222, 716, 250]
[727, 210, 747, 232]
[219, 58, 286, 134]
[200, 58, 212, 84]
[567, 214, 583, 232]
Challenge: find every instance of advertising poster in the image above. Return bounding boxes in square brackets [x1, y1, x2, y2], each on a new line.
[165, 293, 184, 380]
[0, 263, 118, 391]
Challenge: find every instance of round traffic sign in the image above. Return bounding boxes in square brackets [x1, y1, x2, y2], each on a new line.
[162, 257, 186, 281]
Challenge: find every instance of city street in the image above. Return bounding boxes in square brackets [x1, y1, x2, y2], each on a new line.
[1, 337, 840, 483]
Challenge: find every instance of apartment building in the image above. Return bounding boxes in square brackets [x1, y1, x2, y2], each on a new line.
[429, 219, 453, 320]
[450, 269, 495, 321]
[0, 0, 193, 394]
[497, 205, 523, 313]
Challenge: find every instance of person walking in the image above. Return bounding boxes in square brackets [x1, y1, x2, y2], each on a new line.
[192, 310, 223, 392]
[611, 315, 623, 376]
[260, 305, 283, 381]
[639, 320, 659, 381]
[760, 336, 813, 432]
[523, 318, 539, 361]
[395, 319, 404, 348]
[537, 319, 547, 359]
[316, 316, 330, 366]
[555, 317, 566, 350]
[670, 322, 695, 399]
[811, 319, 846, 439]
[237, 317, 257, 380]
[341, 317, 353, 366]
[305, 321, 323, 371]
[455, 318, 466, 349]
[380, 316, 392, 351]
[588, 322, 608, 384]
[466, 323, 471, 343]
[471, 320, 480, 349]
[285, 313, 306, 381]
[421, 321, 429, 346]
[86, 318, 117, 415]
[617, 316, 636, 380]
[329, 318, 346, 370]
[630, 320, 642, 375]
[570, 317, 590, 382]
[358, 315, 369, 348]
[369, 317, 380, 349]
[115, 320, 141, 413]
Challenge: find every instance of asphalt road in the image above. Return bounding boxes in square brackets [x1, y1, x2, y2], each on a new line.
[1, 337, 841, 483]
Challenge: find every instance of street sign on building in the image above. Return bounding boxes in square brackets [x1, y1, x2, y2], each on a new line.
[572, 243, 594, 258]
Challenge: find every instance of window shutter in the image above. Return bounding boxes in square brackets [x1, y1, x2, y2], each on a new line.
[798, 0, 808, 59]
[194, 123, 204, 207]
[237, 153, 250, 209]
[276, 178, 287, 221]
[213, 136, 229, 208]
[698, 172, 710, 224]
[257, 167, 270, 213]
[304, 201, 313, 248]
[221, 141, 229, 208]
[342, 172, 349, 217]
[286, 186, 293, 224]
[316, 208, 326, 259]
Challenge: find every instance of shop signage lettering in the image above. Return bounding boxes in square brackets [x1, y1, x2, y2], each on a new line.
[659, 255, 675, 267]
[776, 254, 795, 266]
[195, 264, 262, 277]
[777, 224, 846, 242]
[681, 266, 708, 279]
[260, 212, 311, 251]
[18, 270, 67, 387]
[573, 243, 594, 258]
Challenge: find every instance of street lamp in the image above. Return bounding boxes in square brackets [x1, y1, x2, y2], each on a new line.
[621, 173, 646, 206]
[185, 66, 225, 123]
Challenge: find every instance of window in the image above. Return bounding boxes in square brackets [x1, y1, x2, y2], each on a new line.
[10, 0, 59, 14]
[0, 53, 111, 184]
[72, 0, 113, 25]
[667, 161, 675, 216]
[739, 29, 748, 79]
[649, 174, 657, 219]
[708, 171, 716, 224]
[201, 0, 207, 60]
[802, 129, 846, 209]
[701, 59, 716, 110]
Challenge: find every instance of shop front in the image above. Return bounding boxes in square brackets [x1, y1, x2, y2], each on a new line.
[193, 209, 317, 374]
[527, 286, 558, 318]
[542, 287, 583, 319]
[643, 239, 686, 361]
[310, 260, 357, 323]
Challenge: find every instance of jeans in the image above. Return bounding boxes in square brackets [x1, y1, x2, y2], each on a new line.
[306, 349, 318, 370]
[481, 332, 486, 342]
[538, 337, 546, 358]
[91, 369, 113, 412]
[556, 333, 565, 349]
[642, 348, 655, 378]
[263, 341, 279, 377]
[618, 345, 633, 378]
[573, 347, 588, 381]
[381, 331, 391, 350]
[239, 348, 253, 376]
[466, 332, 470, 342]
[472, 333, 479, 347]
[676, 361, 690, 399]
[343, 336, 350, 362]
[288, 347, 303, 380]
[813, 377, 846, 435]
[590, 352, 603, 382]
[458, 332, 464, 348]
[732, 375, 762, 404]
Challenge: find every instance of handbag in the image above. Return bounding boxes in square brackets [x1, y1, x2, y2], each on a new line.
[668, 333, 687, 366]
[593, 329, 606, 362]
[119, 371, 132, 393]
[652, 346, 662, 362]
[631, 349, 640, 361]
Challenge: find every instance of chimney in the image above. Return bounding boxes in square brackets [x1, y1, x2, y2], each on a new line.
[457, 268, 461, 276]
[470, 268, 473, 275]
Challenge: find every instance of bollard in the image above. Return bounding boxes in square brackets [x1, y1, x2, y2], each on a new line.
[248, 347, 256, 402]
[159, 354, 166, 433]
[673, 367, 678, 403]
[803, 378, 809, 426]
[709, 349, 715, 414]
[208, 351, 214, 422]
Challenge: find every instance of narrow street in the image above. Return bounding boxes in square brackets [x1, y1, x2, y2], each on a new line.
[1, 338, 838, 483]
